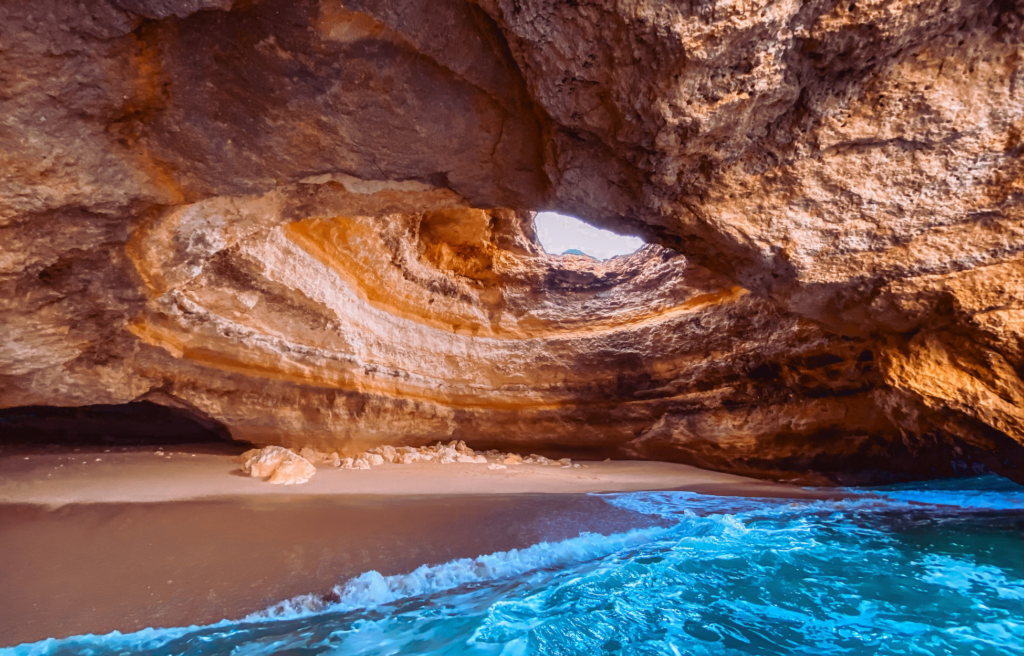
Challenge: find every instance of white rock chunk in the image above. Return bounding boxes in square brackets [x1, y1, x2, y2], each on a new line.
[268, 452, 316, 485]
[239, 446, 316, 485]
[240, 446, 291, 478]
[394, 447, 422, 464]
[368, 445, 398, 462]
[298, 442, 575, 475]
[238, 448, 262, 471]
[436, 446, 458, 464]
[351, 455, 374, 469]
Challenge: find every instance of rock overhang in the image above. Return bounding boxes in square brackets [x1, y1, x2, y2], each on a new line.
[0, 0, 1020, 484]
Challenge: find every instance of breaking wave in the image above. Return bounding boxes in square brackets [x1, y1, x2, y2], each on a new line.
[4, 476, 1021, 655]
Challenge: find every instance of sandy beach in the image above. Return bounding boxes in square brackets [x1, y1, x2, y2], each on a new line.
[0, 445, 848, 647]
[0, 444, 842, 505]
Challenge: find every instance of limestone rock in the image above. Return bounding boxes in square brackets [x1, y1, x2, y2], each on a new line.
[349, 455, 373, 470]
[393, 449, 423, 465]
[240, 446, 291, 479]
[368, 445, 398, 463]
[323, 442, 536, 470]
[240, 446, 316, 485]
[267, 452, 317, 485]
[457, 454, 488, 464]
[0, 0, 1020, 485]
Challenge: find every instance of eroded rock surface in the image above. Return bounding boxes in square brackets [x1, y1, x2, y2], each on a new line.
[240, 445, 317, 485]
[239, 440, 577, 485]
[1, 0, 1020, 484]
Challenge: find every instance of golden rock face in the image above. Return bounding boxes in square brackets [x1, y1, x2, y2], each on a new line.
[0, 0, 1020, 484]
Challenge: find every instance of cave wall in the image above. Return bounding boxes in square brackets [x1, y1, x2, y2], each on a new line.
[0, 0, 1020, 483]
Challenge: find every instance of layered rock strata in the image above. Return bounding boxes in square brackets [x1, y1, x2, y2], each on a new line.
[1, 0, 1021, 483]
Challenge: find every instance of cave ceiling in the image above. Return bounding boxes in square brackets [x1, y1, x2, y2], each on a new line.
[0, 0, 1021, 483]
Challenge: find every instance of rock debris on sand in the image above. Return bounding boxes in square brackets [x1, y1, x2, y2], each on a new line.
[238, 442, 578, 485]
[239, 446, 316, 486]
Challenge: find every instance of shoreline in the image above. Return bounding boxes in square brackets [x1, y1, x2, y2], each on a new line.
[0, 493, 664, 646]
[0, 446, 852, 647]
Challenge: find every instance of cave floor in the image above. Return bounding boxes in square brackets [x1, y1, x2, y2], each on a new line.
[0, 446, 845, 504]
[0, 447, 852, 646]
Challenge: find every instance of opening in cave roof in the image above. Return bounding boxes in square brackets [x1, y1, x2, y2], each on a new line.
[534, 212, 645, 261]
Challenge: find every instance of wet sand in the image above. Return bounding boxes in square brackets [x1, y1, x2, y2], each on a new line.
[0, 446, 847, 647]
[0, 494, 666, 646]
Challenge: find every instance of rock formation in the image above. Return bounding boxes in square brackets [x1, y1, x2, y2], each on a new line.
[240, 445, 317, 485]
[238, 440, 578, 485]
[1, 0, 1021, 484]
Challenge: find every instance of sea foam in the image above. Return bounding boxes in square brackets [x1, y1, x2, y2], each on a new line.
[249, 524, 673, 620]
[4, 477, 1021, 656]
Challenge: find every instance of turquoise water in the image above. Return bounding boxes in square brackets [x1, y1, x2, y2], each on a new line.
[7, 476, 1022, 655]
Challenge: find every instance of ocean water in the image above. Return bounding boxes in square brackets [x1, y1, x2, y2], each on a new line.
[6, 476, 1022, 656]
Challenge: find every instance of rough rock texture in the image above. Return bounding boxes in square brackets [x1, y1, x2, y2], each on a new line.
[240, 446, 317, 485]
[1, 0, 1021, 484]
[238, 440, 572, 485]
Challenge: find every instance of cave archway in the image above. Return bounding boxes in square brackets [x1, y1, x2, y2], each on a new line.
[534, 212, 646, 260]
[0, 402, 243, 454]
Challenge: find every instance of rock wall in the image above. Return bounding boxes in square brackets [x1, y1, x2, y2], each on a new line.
[1, 0, 1020, 484]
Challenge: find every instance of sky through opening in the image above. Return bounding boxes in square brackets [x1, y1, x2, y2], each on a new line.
[534, 212, 645, 260]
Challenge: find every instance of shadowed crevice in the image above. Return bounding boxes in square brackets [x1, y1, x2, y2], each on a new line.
[0, 401, 244, 451]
